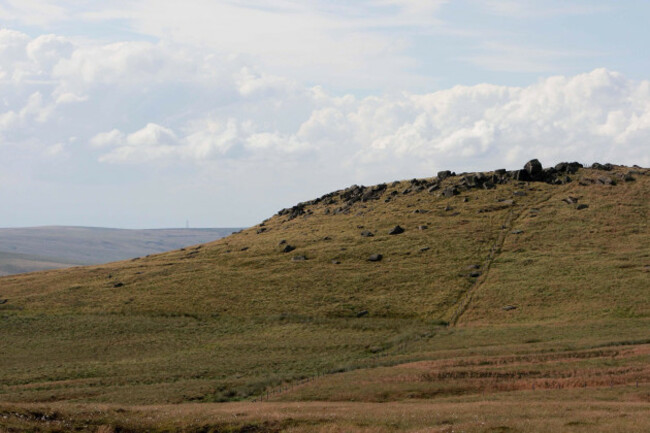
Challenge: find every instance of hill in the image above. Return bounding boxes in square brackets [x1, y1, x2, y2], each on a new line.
[0, 251, 75, 276]
[0, 160, 648, 432]
[0, 226, 240, 275]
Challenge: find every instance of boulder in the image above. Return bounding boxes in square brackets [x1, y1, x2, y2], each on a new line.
[598, 176, 615, 185]
[512, 169, 531, 182]
[437, 170, 453, 181]
[388, 225, 405, 235]
[418, 225, 428, 230]
[469, 271, 481, 278]
[592, 162, 613, 171]
[524, 159, 543, 178]
[282, 245, 296, 253]
[576, 204, 589, 210]
[441, 186, 458, 198]
[368, 254, 383, 262]
[555, 162, 582, 174]
[360, 230, 374, 237]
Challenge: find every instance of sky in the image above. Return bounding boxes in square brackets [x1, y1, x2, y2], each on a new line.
[1, 0, 649, 228]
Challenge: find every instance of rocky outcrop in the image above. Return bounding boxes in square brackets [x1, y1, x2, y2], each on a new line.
[276, 159, 634, 221]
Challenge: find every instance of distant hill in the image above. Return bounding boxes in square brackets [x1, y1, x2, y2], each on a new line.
[0, 226, 241, 275]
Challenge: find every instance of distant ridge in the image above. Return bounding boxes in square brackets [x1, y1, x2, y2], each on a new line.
[0, 226, 242, 275]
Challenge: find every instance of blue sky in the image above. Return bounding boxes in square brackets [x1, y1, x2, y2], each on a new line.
[1, 1, 649, 228]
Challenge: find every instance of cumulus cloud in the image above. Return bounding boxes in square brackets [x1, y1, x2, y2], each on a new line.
[1, 27, 649, 230]
[92, 68, 650, 179]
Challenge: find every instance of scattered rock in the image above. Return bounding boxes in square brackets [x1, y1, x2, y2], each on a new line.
[469, 271, 481, 278]
[278, 239, 287, 245]
[420, 246, 430, 252]
[511, 229, 524, 235]
[282, 245, 296, 253]
[622, 173, 636, 182]
[576, 204, 589, 210]
[292, 255, 307, 261]
[555, 162, 583, 174]
[428, 184, 440, 193]
[323, 236, 332, 241]
[437, 170, 453, 181]
[240, 247, 249, 251]
[256, 228, 267, 234]
[361, 230, 374, 237]
[356, 310, 369, 318]
[562, 197, 579, 204]
[368, 254, 383, 262]
[418, 225, 428, 230]
[502, 305, 517, 311]
[462, 197, 469, 202]
[388, 225, 405, 235]
[0, 299, 8, 305]
[598, 176, 615, 185]
[513, 191, 527, 196]
[592, 162, 613, 171]
[441, 186, 458, 198]
[444, 204, 453, 212]
[113, 282, 124, 288]
[331, 260, 341, 264]
[466, 264, 481, 270]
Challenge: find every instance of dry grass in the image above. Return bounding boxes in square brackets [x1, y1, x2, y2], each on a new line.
[0, 164, 648, 430]
[1, 386, 649, 432]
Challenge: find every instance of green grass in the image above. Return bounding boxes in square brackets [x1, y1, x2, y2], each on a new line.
[0, 164, 648, 430]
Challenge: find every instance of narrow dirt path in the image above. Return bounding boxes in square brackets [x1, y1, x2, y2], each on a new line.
[448, 186, 568, 326]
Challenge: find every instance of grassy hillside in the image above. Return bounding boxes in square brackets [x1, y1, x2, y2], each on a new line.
[0, 227, 240, 275]
[0, 160, 648, 431]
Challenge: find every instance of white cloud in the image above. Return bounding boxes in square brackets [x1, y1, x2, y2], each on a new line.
[91, 68, 650, 178]
[481, 0, 612, 18]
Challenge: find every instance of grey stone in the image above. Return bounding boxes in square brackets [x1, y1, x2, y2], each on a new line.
[388, 225, 405, 235]
[282, 244, 296, 253]
[368, 254, 383, 262]
[360, 230, 374, 237]
[576, 204, 589, 210]
[524, 159, 543, 178]
[292, 255, 307, 261]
